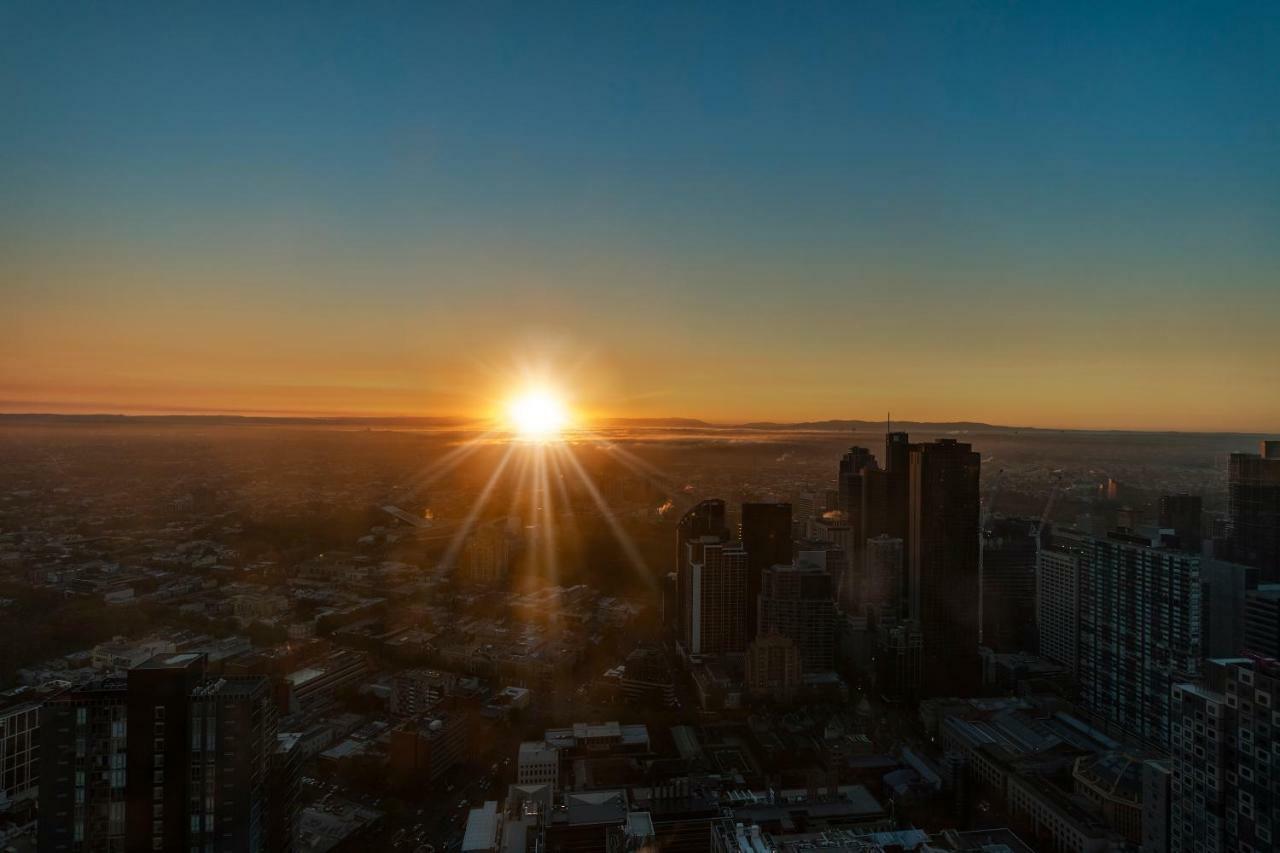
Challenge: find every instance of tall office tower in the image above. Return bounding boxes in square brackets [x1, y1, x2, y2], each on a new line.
[1227, 441, 1280, 581]
[40, 656, 279, 853]
[907, 438, 981, 695]
[1170, 658, 1280, 853]
[38, 678, 128, 853]
[863, 534, 904, 619]
[1244, 584, 1280, 658]
[1078, 531, 1202, 748]
[980, 517, 1039, 652]
[460, 522, 510, 585]
[856, 432, 912, 554]
[756, 559, 835, 672]
[1158, 493, 1203, 554]
[682, 538, 749, 656]
[675, 499, 728, 650]
[740, 502, 792, 640]
[1036, 529, 1090, 673]
[836, 447, 878, 579]
[837, 445, 877, 515]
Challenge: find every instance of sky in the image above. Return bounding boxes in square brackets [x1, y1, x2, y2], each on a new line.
[3, 2, 1278, 431]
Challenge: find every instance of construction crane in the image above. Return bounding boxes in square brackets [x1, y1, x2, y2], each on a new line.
[1034, 470, 1065, 545]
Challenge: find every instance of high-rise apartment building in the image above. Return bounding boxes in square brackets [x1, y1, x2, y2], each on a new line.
[1078, 531, 1201, 748]
[1036, 529, 1090, 673]
[756, 559, 835, 672]
[682, 538, 749, 656]
[908, 438, 981, 695]
[0, 687, 43, 808]
[39, 654, 280, 853]
[740, 502, 792, 640]
[1227, 440, 1280, 581]
[38, 678, 129, 853]
[1170, 657, 1280, 853]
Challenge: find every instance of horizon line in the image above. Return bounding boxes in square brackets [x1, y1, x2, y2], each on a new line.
[0, 409, 1275, 438]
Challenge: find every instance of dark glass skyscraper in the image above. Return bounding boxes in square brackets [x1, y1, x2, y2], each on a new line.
[980, 517, 1039, 652]
[907, 438, 981, 695]
[1158, 492, 1203, 554]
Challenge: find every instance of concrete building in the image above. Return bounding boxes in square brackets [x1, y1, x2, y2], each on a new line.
[389, 712, 468, 783]
[517, 741, 560, 790]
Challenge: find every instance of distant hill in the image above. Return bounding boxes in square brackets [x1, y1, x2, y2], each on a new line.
[0, 412, 1267, 437]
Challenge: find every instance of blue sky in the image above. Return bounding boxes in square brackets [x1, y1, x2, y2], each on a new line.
[3, 2, 1278, 428]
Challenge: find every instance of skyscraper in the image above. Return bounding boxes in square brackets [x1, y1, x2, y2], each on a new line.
[837, 446, 877, 516]
[1078, 531, 1201, 748]
[740, 502, 792, 640]
[675, 499, 727, 649]
[682, 537, 749, 656]
[855, 432, 911, 557]
[39, 655, 280, 853]
[1227, 440, 1280, 581]
[756, 559, 835, 672]
[907, 438, 981, 695]
[38, 678, 128, 853]
[1036, 528, 1090, 673]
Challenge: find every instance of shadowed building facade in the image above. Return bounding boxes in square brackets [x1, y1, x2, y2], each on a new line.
[908, 438, 981, 695]
[740, 502, 792, 641]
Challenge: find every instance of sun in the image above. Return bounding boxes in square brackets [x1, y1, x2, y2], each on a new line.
[506, 388, 571, 441]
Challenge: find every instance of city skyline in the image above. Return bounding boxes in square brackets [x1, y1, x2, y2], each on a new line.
[4, 3, 1279, 432]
